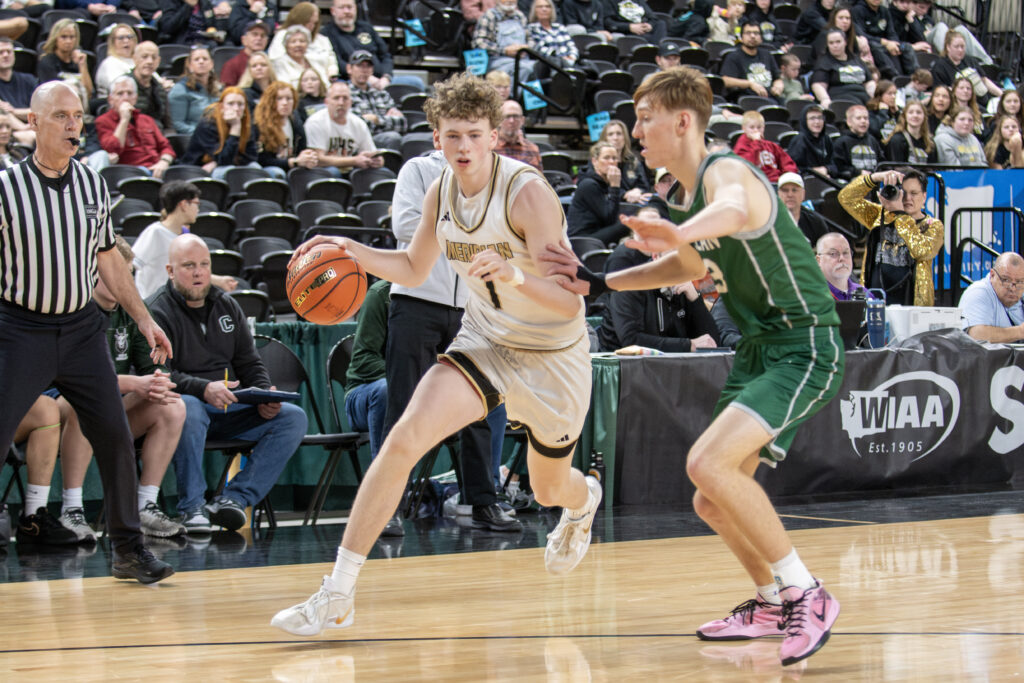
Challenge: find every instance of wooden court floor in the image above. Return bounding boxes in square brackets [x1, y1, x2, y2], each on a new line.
[2, 512, 1023, 681]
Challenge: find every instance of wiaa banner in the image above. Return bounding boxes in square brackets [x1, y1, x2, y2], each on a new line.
[615, 330, 1022, 505]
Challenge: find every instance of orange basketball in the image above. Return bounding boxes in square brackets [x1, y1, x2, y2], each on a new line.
[286, 244, 367, 325]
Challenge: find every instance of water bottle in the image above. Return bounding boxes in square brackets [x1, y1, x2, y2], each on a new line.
[866, 289, 886, 349]
[588, 451, 606, 508]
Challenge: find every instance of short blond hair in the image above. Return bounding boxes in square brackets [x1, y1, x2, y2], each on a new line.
[632, 67, 712, 130]
[741, 110, 764, 126]
[424, 71, 502, 130]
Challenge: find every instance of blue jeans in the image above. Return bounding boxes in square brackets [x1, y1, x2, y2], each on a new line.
[173, 395, 308, 513]
[344, 377, 387, 459]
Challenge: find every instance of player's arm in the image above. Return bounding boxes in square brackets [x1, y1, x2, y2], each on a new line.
[289, 180, 442, 287]
[606, 243, 707, 291]
[469, 179, 583, 318]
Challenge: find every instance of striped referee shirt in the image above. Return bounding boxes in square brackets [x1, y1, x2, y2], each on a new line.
[0, 157, 115, 315]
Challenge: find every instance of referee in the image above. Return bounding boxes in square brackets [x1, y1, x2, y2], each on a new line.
[0, 82, 174, 584]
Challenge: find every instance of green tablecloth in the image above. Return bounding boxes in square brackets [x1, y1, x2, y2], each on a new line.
[578, 355, 620, 500]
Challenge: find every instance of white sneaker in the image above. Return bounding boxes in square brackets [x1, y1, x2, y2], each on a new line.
[58, 507, 96, 543]
[544, 476, 602, 575]
[271, 576, 355, 637]
[140, 501, 187, 538]
[182, 508, 213, 535]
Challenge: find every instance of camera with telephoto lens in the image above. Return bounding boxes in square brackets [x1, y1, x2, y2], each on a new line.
[879, 182, 902, 201]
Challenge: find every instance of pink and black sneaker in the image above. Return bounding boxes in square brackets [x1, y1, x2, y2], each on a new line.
[696, 596, 785, 641]
[778, 582, 840, 665]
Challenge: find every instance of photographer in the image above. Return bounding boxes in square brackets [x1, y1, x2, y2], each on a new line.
[838, 168, 944, 305]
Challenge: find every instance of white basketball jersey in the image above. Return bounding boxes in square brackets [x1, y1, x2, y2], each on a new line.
[434, 153, 584, 350]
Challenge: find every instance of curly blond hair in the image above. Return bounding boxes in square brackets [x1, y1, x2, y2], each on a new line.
[424, 72, 502, 130]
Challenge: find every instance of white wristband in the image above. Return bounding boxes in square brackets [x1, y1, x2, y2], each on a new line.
[508, 265, 525, 288]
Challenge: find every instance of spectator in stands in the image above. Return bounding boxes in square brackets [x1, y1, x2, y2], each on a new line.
[95, 24, 139, 99]
[851, 0, 918, 79]
[889, 0, 932, 55]
[984, 116, 1023, 170]
[297, 67, 327, 121]
[95, 76, 175, 178]
[958, 252, 1024, 343]
[950, 76, 985, 136]
[228, 0, 276, 46]
[273, 26, 329, 92]
[123, 0, 161, 24]
[834, 104, 884, 179]
[132, 42, 175, 133]
[343, 278, 390, 461]
[597, 222, 720, 352]
[135, 181, 239, 298]
[0, 116, 27, 169]
[56, 237, 187, 541]
[168, 46, 220, 135]
[666, 0, 711, 43]
[473, 0, 537, 82]
[983, 91, 1023, 143]
[347, 49, 405, 151]
[238, 51, 276, 110]
[567, 140, 628, 245]
[182, 86, 278, 179]
[811, 28, 875, 107]
[934, 105, 986, 167]
[652, 166, 674, 201]
[37, 18, 93, 105]
[786, 104, 835, 176]
[779, 53, 814, 104]
[484, 70, 511, 100]
[323, 0, 410, 89]
[595, 118, 650, 200]
[462, 0, 498, 32]
[720, 22, 782, 101]
[812, 4, 872, 65]
[901, 68, 933, 105]
[267, 2, 338, 83]
[157, 0, 231, 46]
[253, 81, 319, 174]
[528, 0, 578, 67]
[867, 79, 899, 141]
[560, 0, 613, 41]
[884, 100, 937, 163]
[815, 231, 872, 300]
[150, 234, 308, 533]
[794, 0, 834, 46]
[0, 13, 28, 42]
[304, 80, 382, 175]
[925, 83, 951, 132]
[495, 99, 541, 170]
[930, 30, 1001, 108]
[603, 0, 665, 44]
[778, 172, 829, 246]
[221, 20, 270, 87]
[706, 0, 744, 44]
[912, 0, 993, 65]
[12, 395, 75, 545]
[733, 110, 798, 183]
[745, 0, 788, 48]
[0, 37, 37, 146]
[653, 40, 682, 71]
[839, 167, 943, 305]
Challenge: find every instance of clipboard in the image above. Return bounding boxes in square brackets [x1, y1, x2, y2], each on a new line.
[232, 388, 301, 404]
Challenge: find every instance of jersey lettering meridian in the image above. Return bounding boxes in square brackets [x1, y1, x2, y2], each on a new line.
[445, 240, 515, 262]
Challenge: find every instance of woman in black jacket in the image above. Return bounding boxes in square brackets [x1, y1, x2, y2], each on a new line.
[786, 104, 837, 178]
[567, 141, 628, 245]
[181, 86, 266, 179]
[252, 81, 320, 174]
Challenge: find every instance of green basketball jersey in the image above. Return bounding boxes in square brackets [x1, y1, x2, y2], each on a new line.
[666, 152, 839, 340]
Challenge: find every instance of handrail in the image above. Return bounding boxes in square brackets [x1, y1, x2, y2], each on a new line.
[949, 205, 1024, 302]
[510, 47, 583, 119]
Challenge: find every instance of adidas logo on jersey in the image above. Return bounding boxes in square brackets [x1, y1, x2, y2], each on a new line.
[439, 211, 451, 223]
[555, 434, 571, 443]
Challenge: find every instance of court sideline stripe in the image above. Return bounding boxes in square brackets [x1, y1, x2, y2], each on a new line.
[779, 514, 877, 524]
[3, 631, 1023, 654]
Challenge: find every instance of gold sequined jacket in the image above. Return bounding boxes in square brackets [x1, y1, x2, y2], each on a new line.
[838, 175, 945, 306]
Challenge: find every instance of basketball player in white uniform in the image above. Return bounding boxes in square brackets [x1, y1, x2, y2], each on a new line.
[271, 72, 602, 637]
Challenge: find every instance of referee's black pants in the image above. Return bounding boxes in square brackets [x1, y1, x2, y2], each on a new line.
[384, 295, 497, 507]
[0, 302, 142, 553]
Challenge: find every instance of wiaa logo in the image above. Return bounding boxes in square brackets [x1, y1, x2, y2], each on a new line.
[839, 371, 960, 461]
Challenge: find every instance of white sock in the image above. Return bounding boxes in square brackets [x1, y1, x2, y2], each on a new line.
[24, 484, 50, 515]
[330, 546, 365, 596]
[771, 548, 817, 592]
[565, 480, 594, 519]
[758, 582, 782, 605]
[138, 485, 160, 511]
[63, 487, 84, 512]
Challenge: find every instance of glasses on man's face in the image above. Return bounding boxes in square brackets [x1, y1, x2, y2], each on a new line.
[819, 249, 852, 260]
[993, 269, 1024, 289]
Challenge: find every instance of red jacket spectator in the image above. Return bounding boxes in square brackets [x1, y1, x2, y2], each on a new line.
[733, 134, 798, 183]
[95, 108, 175, 168]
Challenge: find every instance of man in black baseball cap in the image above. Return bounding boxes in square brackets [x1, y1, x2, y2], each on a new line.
[221, 19, 270, 85]
[347, 48, 405, 149]
[656, 41, 682, 70]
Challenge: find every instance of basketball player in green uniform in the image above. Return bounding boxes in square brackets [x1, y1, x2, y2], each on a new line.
[545, 67, 844, 666]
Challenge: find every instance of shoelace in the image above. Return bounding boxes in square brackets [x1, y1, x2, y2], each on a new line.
[143, 502, 172, 520]
[728, 598, 761, 624]
[299, 586, 333, 623]
[64, 508, 88, 526]
[780, 592, 809, 636]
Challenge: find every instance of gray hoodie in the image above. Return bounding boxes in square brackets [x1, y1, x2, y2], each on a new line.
[390, 150, 469, 308]
[934, 124, 986, 166]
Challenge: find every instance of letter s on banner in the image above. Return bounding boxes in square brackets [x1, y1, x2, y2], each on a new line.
[988, 365, 1024, 454]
